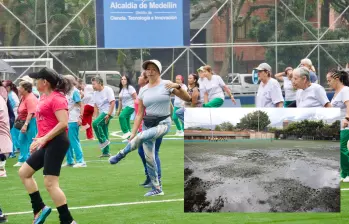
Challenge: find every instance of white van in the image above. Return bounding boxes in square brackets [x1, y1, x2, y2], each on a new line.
[80, 71, 122, 97]
[226, 73, 259, 94]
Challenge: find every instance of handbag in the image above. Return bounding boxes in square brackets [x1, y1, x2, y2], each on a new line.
[143, 115, 170, 128]
[14, 119, 25, 130]
[14, 98, 25, 130]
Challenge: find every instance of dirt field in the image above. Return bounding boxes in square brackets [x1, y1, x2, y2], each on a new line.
[184, 140, 340, 212]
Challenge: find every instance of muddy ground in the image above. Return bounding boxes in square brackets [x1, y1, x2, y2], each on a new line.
[184, 140, 340, 212]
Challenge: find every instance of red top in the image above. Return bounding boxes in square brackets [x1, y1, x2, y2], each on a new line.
[35, 91, 68, 138]
[18, 92, 39, 121]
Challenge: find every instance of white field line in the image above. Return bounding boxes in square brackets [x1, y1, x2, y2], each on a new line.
[341, 188, 349, 191]
[6, 198, 184, 216]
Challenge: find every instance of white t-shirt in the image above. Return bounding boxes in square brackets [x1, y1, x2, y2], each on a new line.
[255, 78, 284, 108]
[173, 84, 188, 107]
[331, 86, 349, 118]
[66, 87, 81, 123]
[119, 85, 136, 109]
[201, 75, 225, 101]
[138, 80, 174, 117]
[296, 83, 329, 108]
[82, 84, 95, 107]
[198, 78, 206, 104]
[94, 86, 116, 116]
[283, 77, 296, 101]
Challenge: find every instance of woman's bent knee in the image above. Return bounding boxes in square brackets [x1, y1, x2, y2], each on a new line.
[18, 163, 35, 179]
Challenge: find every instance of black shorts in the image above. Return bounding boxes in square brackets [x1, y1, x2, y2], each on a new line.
[26, 132, 69, 176]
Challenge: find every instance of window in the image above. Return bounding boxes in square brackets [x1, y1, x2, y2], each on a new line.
[106, 73, 121, 87]
[244, 76, 254, 84]
[236, 19, 253, 40]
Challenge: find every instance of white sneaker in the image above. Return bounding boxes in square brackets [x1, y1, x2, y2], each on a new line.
[0, 170, 7, 177]
[62, 163, 75, 167]
[179, 131, 184, 136]
[73, 162, 87, 168]
[100, 140, 111, 149]
[13, 162, 23, 167]
[122, 132, 131, 139]
[343, 176, 349, 182]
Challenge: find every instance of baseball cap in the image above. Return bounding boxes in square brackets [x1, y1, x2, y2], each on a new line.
[254, 63, 272, 72]
[29, 67, 61, 86]
[18, 75, 34, 84]
[142, 60, 162, 73]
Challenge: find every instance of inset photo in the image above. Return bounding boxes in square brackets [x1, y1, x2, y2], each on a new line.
[184, 108, 341, 212]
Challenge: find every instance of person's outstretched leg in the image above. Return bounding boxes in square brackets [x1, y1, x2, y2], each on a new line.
[109, 120, 171, 165]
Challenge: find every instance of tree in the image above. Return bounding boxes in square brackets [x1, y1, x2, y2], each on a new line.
[214, 125, 221, 131]
[331, 0, 349, 24]
[237, 110, 270, 131]
[248, 0, 349, 84]
[219, 121, 234, 131]
[190, 0, 274, 76]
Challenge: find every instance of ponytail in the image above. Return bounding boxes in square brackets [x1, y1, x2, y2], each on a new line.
[2, 80, 18, 96]
[55, 76, 72, 95]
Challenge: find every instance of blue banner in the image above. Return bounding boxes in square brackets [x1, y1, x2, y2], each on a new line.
[96, 0, 190, 48]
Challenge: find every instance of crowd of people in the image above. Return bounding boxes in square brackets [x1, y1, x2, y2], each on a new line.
[0, 59, 192, 223]
[1, 56, 349, 222]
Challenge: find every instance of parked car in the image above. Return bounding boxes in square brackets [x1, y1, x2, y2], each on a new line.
[226, 73, 259, 94]
[80, 71, 121, 97]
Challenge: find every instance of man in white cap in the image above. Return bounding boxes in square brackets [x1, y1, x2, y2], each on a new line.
[254, 63, 284, 107]
[18, 75, 40, 98]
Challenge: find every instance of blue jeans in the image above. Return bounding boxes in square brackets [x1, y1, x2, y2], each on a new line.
[138, 137, 162, 180]
[122, 117, 171, 188]
[18, 118, 37, 163]
[176, 107, 185, 123]
[66, 122, 84, 164]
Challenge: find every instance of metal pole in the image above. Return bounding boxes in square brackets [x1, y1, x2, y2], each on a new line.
[94, 0, 99, 71]
[45, 0, 49, 58]
[275, 0, 278, 73]
[231, 0, 234, 74]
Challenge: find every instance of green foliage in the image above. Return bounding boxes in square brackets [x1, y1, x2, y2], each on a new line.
[237, 110, 271, 131]
[217, 122, 235, 131]
[248, 0, 349, 84]
[274, 120, 340, 140]
[214, 125, 222, 131]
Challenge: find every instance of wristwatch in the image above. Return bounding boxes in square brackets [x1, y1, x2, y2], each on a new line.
[346, 117, 349, 121]
[176, 84, 181, 90]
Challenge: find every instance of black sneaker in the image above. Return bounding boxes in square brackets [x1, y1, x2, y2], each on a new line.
[99, 153, 111, 158]
[0, 214, 8, 223]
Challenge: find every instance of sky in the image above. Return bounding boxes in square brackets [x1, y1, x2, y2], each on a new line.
[184, 108, 341, 128]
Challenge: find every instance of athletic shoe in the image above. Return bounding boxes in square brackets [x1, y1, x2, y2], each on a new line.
[175, 130, 184, 136]
[70, 221, 77, 224]
[109, 151, 125, 164]
[33, 206, 51, 224]
[0, 171, 7, 178]
[73, 163, 87, 168]
[87, 138, 95, 141]
[100, 140, 110, 149]
[61, 163, 75, 167]
[140, 177, 151, 186]
[343, 176, 349, 182]
[13, 162, 23, 167]
[122, 132, 131, 139]
[8, 153, 16, 158]
[144, 188, 164, 197]
[99, 153, 111, 158]
[0, 214, 7, 223]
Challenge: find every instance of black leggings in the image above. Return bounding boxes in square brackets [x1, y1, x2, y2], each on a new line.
[26, 132, 70, 176]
